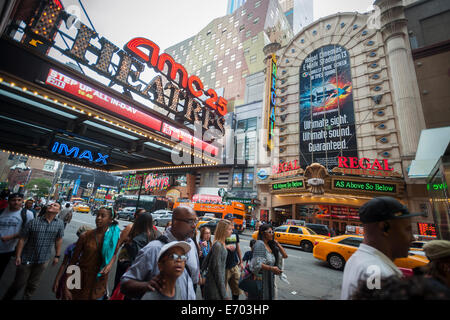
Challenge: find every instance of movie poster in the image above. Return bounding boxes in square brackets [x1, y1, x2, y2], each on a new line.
[299, 45, 358, 169]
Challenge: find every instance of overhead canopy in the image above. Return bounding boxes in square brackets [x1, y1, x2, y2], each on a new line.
[0, 38, 217, 172]
[408, 127, 450, 178]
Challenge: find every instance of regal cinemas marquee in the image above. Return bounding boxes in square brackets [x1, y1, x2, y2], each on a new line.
[257, 10, 433, 234]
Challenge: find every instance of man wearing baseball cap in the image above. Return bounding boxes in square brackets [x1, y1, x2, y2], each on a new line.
[141, 241, 191, 300]
[341, 196, 423, 299]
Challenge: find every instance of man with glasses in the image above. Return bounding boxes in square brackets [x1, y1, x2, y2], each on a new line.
[141, 241, 190, 300]
[121, 206, 200, 300]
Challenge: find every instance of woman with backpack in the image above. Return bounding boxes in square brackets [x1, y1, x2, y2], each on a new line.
[203, 219, 232, 300]
[111, 213, 160, 299]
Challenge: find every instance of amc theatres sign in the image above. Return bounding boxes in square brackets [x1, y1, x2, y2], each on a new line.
[24, 1, 226, 134]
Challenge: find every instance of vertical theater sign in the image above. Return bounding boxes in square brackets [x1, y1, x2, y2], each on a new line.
[299, 45, 357, 169]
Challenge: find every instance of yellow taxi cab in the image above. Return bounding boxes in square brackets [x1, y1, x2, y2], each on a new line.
[196, 216, 215, 229]
[409, 241, 427, 252]
[74, 204, 90, 213]
[312, 234, 429, 271]
[252, 225, 329, 252]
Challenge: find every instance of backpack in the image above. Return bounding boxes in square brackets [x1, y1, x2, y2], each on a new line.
[200, 244, 214, 277]
[0, 207, 28, 229]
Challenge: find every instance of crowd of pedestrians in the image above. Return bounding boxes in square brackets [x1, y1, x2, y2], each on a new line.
[0, 189, 449, 301]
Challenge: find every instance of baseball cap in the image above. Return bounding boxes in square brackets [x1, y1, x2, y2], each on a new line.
[359, 196, 424, 223]
[423, 240, 450, 261]
[157, 241, 191, 262]
[8, 193, 24, 200]
[224, 213, 234, 220]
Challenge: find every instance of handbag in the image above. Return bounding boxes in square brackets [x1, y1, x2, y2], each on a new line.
[109, 282, 125, 300]
[238, 266, 262, 297]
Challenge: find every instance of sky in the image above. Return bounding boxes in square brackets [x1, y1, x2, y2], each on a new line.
[61, 0, 376, 52]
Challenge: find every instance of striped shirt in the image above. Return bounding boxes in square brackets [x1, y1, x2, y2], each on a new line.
[20, 216, 64, 264]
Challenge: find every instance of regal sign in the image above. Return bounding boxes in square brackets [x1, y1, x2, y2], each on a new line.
[332, 156, 401, 177]
[23, 1, 226, 135]
[270, 160, 304, 179]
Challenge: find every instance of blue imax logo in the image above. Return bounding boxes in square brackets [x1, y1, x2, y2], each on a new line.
[51, 141, 109, 165]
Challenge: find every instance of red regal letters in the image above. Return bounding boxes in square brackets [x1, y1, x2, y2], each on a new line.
[337, 156, 393, 171]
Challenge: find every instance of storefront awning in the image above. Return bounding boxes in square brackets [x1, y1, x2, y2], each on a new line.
[408, 127, 450, 178]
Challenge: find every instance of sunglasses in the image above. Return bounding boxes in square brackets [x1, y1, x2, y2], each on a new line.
[264, 230, 274, 234]
[175, 218, 198, 226]
[165, 253, 188, 262]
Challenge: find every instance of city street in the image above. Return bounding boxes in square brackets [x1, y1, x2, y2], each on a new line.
[0, 211, 342, 300]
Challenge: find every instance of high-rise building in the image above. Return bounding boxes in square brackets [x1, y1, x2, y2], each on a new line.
[227, 0, 248, 15]
[227, 0, 314, 33]
[165, 0, 293, 111]
[292, 0, 313, 34]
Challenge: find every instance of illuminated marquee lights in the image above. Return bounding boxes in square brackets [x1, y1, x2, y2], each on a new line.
[0, 76, 219, 165]
[24, 1, 226, 136]
[45, 69, 219, 156]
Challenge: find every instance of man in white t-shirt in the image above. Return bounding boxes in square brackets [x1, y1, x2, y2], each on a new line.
[0, 193, 34, 280]
[341, 196, 424, 300]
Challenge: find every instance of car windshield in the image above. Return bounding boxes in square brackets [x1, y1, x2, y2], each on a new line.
[306, 227, 317, 235]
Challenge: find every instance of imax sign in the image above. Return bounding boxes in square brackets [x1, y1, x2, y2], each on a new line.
[51, 141, 109, 165]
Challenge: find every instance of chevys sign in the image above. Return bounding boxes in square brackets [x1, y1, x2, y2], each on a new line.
[24, 1, 226, 136]
[145, 174, 170, 191]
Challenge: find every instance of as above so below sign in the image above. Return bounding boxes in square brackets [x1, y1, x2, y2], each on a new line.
[332, 178, 397, 194]
[272, 180, 305, 191]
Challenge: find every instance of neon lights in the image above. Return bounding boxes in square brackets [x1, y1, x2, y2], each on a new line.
[51, 141, 109, 165]
[332, 179, 397, 194]
[144, 174, 170, 191]
[272, 180, 305, 191]
[267, 54, 277, 151]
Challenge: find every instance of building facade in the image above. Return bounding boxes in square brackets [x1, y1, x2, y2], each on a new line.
[256, 1, 437, 235]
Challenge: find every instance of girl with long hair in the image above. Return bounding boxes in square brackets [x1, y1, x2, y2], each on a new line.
[204, 220, 232, 300]
[249, 224, 288, 300]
